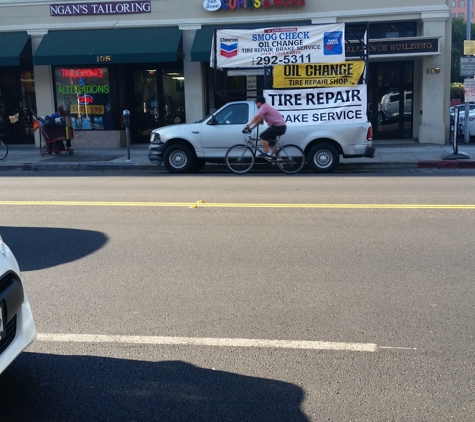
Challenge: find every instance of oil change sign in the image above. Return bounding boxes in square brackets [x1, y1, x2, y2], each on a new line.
[211, 24, 345, 68]
[264, 85, 367, 125]
[273, 61, 365, 88]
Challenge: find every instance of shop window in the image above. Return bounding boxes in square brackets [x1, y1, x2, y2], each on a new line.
[213, 103, 249, 125]
[54, 67, 113, 130]
[346, 21, 417, 40]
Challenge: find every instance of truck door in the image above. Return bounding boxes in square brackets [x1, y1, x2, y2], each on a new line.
[200, 102, 251, 158]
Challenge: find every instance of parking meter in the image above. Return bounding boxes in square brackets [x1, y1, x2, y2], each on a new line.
[123, 110, 131, 161]
[123, 110, 130, 128]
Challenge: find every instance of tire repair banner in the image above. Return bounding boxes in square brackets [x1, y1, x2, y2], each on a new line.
[263, 85, 367, 125]
[211, 24, 345, 68]
[273, 61, 365, 88]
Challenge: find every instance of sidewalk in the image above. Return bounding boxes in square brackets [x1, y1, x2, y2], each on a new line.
[2, 141, 475, 172]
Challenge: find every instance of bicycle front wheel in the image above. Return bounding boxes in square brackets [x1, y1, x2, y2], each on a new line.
[276, 144, 305, 174]
[0, 140, 8, 160]
[226, 144, 255, 174]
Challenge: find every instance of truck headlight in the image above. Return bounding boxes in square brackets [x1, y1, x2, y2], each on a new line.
[150, 132, 161, 143]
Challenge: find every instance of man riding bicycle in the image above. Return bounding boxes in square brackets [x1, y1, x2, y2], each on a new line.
[244, 96, 286, 159]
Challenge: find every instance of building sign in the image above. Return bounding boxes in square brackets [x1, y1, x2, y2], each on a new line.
[464, 40, 475, 56]
[204, 0, 305, 11]
[263, 85, 367, 125]
[211, 24, 345, 68]
[50, 1, 151, 16]
[346, 37, 439, 57]
[460, 57, 475, 76]
[273, 61, 365, 88]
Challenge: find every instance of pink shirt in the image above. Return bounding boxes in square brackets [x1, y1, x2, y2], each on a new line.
[257, 103, 286, 127]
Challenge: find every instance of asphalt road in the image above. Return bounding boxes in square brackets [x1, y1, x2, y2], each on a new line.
[0, 170, 474, 421]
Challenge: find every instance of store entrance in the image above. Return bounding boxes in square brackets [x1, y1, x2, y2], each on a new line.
[368, 61, 413, 140]
[0, 68, 36, 144]
[131, 67, 185, 143]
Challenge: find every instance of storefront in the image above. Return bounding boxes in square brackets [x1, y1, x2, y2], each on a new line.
[0, 0, 451, 146]
[0, 32, 36, 144]
[33, 26, 184, 145]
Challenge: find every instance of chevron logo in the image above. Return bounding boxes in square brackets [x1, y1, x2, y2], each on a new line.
[220, 41, 238, 58]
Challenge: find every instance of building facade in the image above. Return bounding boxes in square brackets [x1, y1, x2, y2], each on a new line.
[0, 0, 451, 147]
[451, 0, 474, 21]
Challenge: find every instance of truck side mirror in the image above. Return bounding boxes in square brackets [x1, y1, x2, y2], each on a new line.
[207, 115, 217, 125]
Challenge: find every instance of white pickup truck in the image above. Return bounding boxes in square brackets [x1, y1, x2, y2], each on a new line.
[148, 100, 375, 173]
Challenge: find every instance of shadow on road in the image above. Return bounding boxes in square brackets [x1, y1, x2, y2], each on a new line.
[0, 352, 309, 422]
[0, 227, 108, 271]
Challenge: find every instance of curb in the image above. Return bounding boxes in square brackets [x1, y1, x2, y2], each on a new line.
[417, 160, 475, 169]
[0, 163, 161, 172]
[0, 161, 474, 173]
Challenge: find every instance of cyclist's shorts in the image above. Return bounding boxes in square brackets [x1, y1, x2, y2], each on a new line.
[260, 125, 286, 144]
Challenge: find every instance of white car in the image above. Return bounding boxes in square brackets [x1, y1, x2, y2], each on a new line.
[458, 109, 475, 137]
[0, 235, 36, 374]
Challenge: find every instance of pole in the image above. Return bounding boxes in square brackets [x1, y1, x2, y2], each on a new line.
[123, 110, 131, 162]
[465, 0, 472, 144]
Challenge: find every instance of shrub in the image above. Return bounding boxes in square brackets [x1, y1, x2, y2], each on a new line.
[451, 82, 465, 101]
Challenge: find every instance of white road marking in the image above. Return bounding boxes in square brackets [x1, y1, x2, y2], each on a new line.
[37, 333, 378, 352]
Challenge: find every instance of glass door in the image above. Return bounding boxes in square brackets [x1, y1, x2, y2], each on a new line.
[132, 67, 186, 142]
[368, 61, 413, 140]
[133, 69, 160, 142]
[161, 69, 186, 126]
[0, 68, 36, 144]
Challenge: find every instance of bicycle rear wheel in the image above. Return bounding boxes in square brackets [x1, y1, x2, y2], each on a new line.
[276, 144, 305, 174]
[0, 140, 7, 160]
[226, 144, 255, 174]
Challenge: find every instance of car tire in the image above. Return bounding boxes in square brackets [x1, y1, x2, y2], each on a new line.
[307, 143, 339, 173]
[163, 144, 195, 173]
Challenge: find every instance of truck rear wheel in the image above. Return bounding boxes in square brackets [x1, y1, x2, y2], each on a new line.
[163, 144, 194, 173]
[307, 143, 339, 173]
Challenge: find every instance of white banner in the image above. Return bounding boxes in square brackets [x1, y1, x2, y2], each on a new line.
[264, 85, 367, 125]
[211, 24, 345, 68]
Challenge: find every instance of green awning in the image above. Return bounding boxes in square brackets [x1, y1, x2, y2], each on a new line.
[0, 32, 30, 66]
[191, 21, 312, 62]
[191, 27, 215, 63]
[34, 27, 183, 66]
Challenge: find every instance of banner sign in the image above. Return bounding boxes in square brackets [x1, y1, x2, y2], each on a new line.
[211, 24, 345, 68]
[263, 85, 367, 125]
[50, 1, 151, 16]
[273, 61, 365, 88]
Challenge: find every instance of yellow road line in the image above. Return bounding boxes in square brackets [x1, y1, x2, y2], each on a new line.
[0, 201, 475, 209]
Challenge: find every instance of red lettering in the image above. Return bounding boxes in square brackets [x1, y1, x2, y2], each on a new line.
[59, 68, 104, 78]
[263, 0, 271, 6]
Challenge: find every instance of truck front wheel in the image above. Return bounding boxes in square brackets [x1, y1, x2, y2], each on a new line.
[164, 144, 194, 173]
[307, 143, 339, 173]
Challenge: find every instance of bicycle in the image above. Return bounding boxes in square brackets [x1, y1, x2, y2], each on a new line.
[0, 137, 7, 160]
[225, 129, 305, 174]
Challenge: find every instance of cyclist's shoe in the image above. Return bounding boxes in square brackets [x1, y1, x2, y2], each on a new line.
[258, 152, 272, 159]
